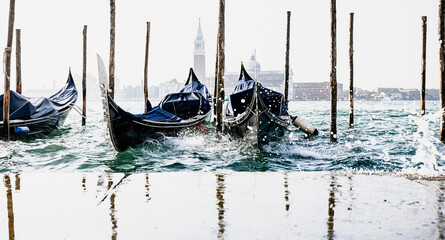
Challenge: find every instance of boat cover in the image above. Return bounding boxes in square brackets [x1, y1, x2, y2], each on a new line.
[121, 68, 210, 123]
[179, 68, 211, 100]
[0, 72, 78, 120]
[227, 64, 288, 117]
[125, 106, 182, 122]
[159, 92, 210, 119]
[158, 68, 210, 120]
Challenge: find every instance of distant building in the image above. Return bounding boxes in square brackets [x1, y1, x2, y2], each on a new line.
[159, 79, 182, 97]
[374, 87, 439, 100]
[149, 86, 160, 99]
[211, 54, 293, 95]
[293, 82, 343, 100]
[375, 88, 404, 100]
[426, 89, 440, 100]
[399, 89, 420, 100]
[193, 20, 292, 98]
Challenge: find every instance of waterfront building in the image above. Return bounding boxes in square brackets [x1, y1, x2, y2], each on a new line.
[193, 20, 293, 98]
[293, 82, 344, 101]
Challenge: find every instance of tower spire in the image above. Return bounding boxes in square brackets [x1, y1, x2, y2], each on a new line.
[197, 17, 203, 37]
[193, 18, 206, 84]
[194, 18, 205, 55]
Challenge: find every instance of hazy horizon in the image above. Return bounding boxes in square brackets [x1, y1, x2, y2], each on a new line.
[0, 0, 441, 92]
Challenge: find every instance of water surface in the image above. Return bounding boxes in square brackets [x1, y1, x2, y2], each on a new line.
[0, 100, 444, 174]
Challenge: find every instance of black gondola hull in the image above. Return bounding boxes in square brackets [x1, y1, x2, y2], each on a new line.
[224, 108, 289, 148]
[0, 107, 73, 140]
[107, 96, 209, 152]
[223, 64, 290, 148]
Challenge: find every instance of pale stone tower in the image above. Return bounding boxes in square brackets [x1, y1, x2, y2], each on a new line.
[194, 18, 206, 83]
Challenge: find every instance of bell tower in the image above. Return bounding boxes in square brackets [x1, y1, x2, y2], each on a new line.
[194, 18, 206, 83]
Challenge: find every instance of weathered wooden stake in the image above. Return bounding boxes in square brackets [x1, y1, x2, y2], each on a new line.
[15, 29, 21, 94]
[109, 0, 116, 99]
[213, 51, 218, 120]
[2, 0, 16, 141]
[144, 22, 151, 111]
[215, 0, 225, 133]
[330, 0, 337, 143]
[440, 0, 445, 142]
[349, 13, 354, 128]
[82, 25, 87, 126]
[421, 16, 427, 117]
[284, 11, 291, 107]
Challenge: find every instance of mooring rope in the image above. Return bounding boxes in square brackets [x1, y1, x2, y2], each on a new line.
[70, 103, 86, 119]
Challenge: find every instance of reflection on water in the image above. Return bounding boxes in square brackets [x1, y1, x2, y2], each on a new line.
[107, 175, 113, 191]
[327, 175, 336, 240]
[284, 173, 290, 211]
[145, 174, 150, 202]
[216, 174, 226, 239]
[348, 176, 353, 211]
[438, 182, 445, 239]
[1, 173, 444, 239]
[4, 174, 15, 240]
[14, 174, 20, 191]
[110, 193, 117, 240]
[108, 176, 118, 240]
[82, 175, 86, 192]
[97, 174, 104, 199]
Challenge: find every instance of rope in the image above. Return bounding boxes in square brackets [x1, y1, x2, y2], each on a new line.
[70, 104, 87, 119]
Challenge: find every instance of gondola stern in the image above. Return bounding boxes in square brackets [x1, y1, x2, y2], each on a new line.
[185, 68, 201, 85]
[239, 63, 253, 81]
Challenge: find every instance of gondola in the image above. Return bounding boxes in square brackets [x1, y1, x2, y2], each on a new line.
[0, 71, 78, 140]
[97, 55, 211, 152]
[223, 64, 291, 148]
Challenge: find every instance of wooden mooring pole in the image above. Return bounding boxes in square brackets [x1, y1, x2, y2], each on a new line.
[330, 0, 337, 143]
[284, 11, 291, 107]
[15, 29, 21, 94]
[213, 51, 218, 120]
[215, 0, 225, 133]
[349, 13, 354, 128]
[82, 25, 87, 126]
[421, 16, 427, 117]
[440, 0, 445, 142]
[109, 0, 116, 99]
[144, 22, 151, 111]
[2, 0, 16, 141]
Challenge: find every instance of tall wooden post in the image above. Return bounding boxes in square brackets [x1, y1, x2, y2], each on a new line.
[440, 0, 445, 142]
[3, 0, 16, 141]
[82, 25, 87, 126]
[144, 22, 151, 111]
[421, 16, 427, 117]
[15, 29, 21, 94]
[215, 0, 225, 133]
[109, 0, 116, 99]
[349, 13, 354, 127]
[330, 0, 337, 143]
[213, 51, 218, 119]
[284, 11, 291, 107]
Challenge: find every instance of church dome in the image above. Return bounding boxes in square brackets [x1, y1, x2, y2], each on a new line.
[246, 54, 261, 72]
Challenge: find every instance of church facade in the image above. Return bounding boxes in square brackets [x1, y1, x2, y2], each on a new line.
[193, 20, 293, 98]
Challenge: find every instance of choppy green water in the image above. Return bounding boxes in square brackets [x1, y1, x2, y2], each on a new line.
[0, 100, 444, 174]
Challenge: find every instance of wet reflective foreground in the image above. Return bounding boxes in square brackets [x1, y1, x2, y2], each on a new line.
[0, 172, 444, 239]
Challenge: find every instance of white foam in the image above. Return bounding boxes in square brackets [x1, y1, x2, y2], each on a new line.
[404, 109, 445, 173]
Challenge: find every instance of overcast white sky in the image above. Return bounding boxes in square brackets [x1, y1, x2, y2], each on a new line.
[0, 0, 440, 91]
